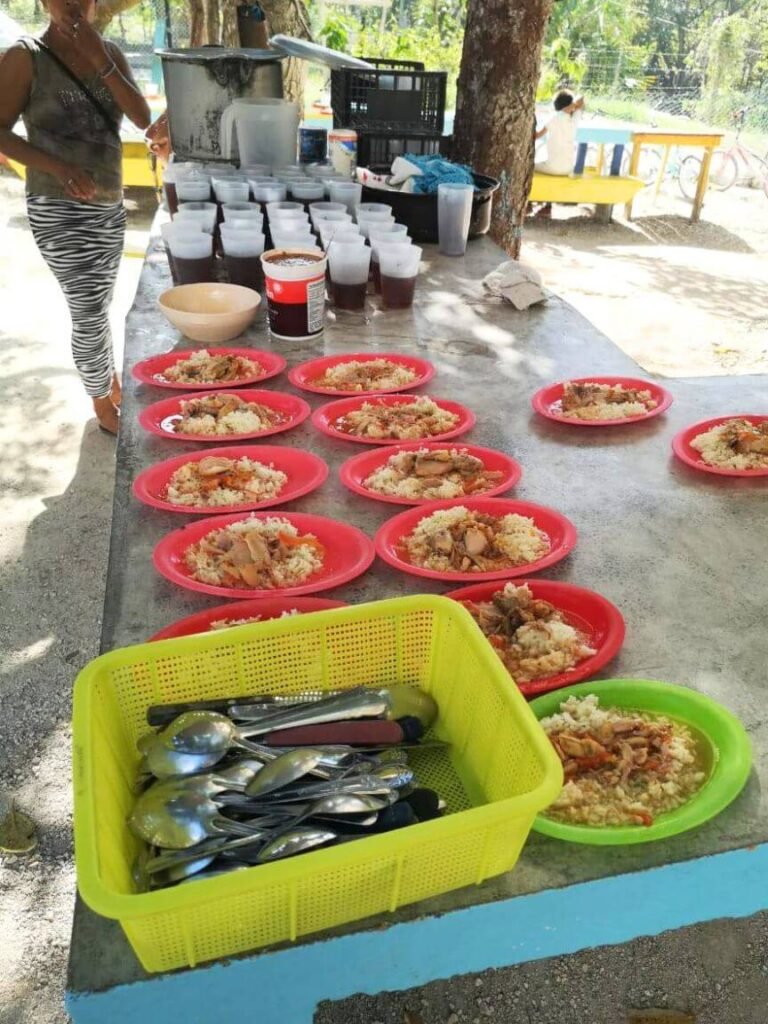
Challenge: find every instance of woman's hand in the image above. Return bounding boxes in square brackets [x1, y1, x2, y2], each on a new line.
[60, 1, 108, 70]
[53, 160, 97, 200]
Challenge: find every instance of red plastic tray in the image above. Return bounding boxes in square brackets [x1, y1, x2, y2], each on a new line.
[132, 445, 328, 515]
[339, 441, 522, 506]
[131, 347, 287, 390]
[374, 496, 577, 582]
[531, 376, 673, 426]
[153, 511, 375, 598]
[138, 389, 311, 443]
[150, 597, 347, 641]
[288, 352, 435, 396]
[445, 579, 625, 698]
[672, 415, 768, 477]
[312, 394, 476, 446]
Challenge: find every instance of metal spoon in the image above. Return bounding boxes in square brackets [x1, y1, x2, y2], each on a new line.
[128, 789, 273, 849]
[256, 827, 337, 864]
[244, 748, 326, 798]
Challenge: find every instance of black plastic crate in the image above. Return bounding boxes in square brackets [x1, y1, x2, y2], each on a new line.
[357, 132, 448, 167]
[363, 58, 426, 71]
[331, 67, 447, 134]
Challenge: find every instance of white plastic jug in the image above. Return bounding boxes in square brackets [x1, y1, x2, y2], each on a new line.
[220, 99, 299, 168]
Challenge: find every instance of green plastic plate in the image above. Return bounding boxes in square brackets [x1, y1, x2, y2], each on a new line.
[530, 679, 752, 845]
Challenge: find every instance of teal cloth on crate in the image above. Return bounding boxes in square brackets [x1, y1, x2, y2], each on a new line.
[405, 154, 475, 194]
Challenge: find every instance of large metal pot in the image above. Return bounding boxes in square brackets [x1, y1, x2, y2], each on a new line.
[158, 48, 284, 162]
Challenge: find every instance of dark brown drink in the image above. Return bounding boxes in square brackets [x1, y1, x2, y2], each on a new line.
[164, 181, 179, 216]
[381, 273, 417, 309]
[371, 258, 382, 293]
[226, 254, 263, 290]
[331, 280, 367, 310]
[174, 255, 215, 285]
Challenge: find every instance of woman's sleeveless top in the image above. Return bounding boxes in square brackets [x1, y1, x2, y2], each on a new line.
[19, 36, 123, 204]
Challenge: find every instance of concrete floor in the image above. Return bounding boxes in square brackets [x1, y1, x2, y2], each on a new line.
[1, 165, 768, 1022]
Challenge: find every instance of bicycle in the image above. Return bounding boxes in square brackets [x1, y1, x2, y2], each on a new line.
[677, 108, 768, 200]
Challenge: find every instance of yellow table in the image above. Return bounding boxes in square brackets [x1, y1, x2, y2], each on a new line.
[625, 131, 724, 223]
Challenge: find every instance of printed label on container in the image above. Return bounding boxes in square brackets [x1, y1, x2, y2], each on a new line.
[265, 274, 324, 305]
[306, 277, 326, 334]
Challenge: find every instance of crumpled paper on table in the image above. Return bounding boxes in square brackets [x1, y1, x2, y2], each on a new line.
[482, 261, 547, 310]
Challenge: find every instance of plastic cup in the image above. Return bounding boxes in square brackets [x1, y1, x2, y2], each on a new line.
[319, 223, 363, 249]
[252, 182, 287, 204]
[378, 244, 422, 309]
[176, 177, 213, 203]
[437, 182, 474, 257]
[310, 202, 349, 231]
[368, 222, 409, 243]
[329, 181, 363, 215]
[267, 201, 304, 217]
[273, 164, 303, 177]
[168, 231, 215, 285]
[322, 175, 352, 198]
[175, 201, 218, 234]
[161, 221, 203, 283]
[221, 231, 266, 290]
[222, 203, 263, 228]
[358, 202, 393, 216]
[306, 163, 335, 179]
[261, 248, 328, 341]
[327, 241, 371, 311]
[370, 234, 412, 292]
[271, 231, 316, 251]
[240, 164, 271, 177]
[289, 181, 325, 204]
[214, 179, 250, 204]
[357, 211, 395, 240]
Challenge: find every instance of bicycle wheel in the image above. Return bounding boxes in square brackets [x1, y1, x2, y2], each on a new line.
[678, 155, 702, 200]
[708, 150, 738, 191]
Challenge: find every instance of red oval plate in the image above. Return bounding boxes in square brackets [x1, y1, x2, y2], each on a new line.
[150, 596, 348, 641]
[532, 376, 673, 426]
[133, 445, 328, 515]
[312, 394, 475, 446]
[446, 579, 625, 698]
[672, 415, 768, 478]
[131, 348, 287, 390]
[139, 389, 311, 443]
[339, 441, 522, 506]
[153, 511, 375, 598]
[288, 352, 435, 396]
[374, 497, 577, 582]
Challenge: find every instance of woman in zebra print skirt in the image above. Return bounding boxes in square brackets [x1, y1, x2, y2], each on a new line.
[0, 0, 150, 433]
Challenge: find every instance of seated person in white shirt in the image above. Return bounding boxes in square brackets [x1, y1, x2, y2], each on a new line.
[531, 90, 585, 219]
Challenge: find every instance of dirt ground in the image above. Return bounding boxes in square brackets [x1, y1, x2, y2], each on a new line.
[0, 165, 766, 1023]
[524, 181, 768, 378]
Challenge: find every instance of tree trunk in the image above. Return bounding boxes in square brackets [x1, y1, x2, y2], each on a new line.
[221, 0, 239, 46]
[189, 0, 205, 45]
[452, 0, 553, 259]
[204, 0, 221, 43]
[260, 0, 313, 108]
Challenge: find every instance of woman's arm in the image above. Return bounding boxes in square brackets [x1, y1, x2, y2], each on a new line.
[535, 126, 547, 140]
[0, 45, 96, 199]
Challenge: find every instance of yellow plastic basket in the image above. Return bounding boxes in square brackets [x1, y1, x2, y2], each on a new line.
[72, 596, 562, 973]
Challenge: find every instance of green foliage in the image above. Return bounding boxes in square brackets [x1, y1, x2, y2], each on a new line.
[317, 11, 354, 54]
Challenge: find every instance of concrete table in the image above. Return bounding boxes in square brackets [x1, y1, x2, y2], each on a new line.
[67, 230, 768, 1023]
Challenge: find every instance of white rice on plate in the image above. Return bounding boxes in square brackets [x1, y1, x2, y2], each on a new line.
[166, 456, 287, 507]
[690, 418, 768, 470]
[312, 358, 417, 392]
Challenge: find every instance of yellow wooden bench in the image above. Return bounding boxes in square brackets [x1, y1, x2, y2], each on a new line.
[529, 169, 645, 221]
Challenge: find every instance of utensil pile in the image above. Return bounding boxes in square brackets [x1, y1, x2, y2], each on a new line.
[128, 685, 446, 890]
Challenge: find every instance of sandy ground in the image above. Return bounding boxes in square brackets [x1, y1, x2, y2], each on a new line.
[0, 165, 766, 1022]
[524, 182, 768, 378]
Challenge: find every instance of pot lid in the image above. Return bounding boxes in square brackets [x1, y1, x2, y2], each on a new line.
[268, 35, 374, 69]
[156, 46, 282, 63]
